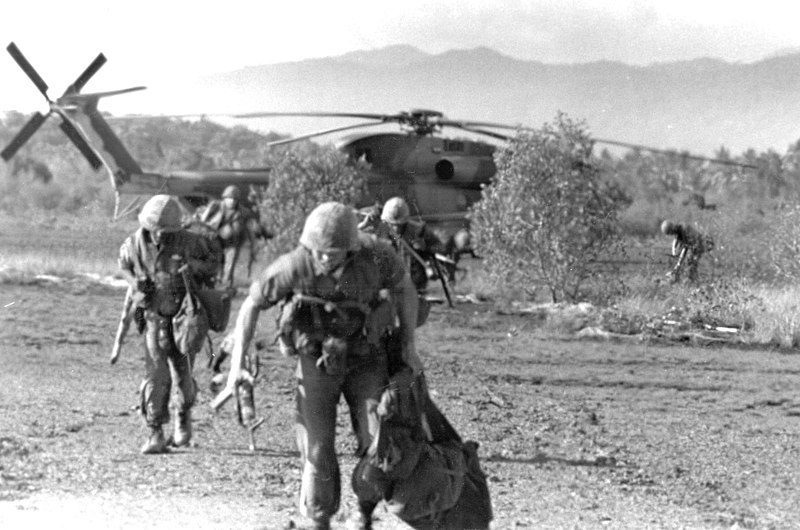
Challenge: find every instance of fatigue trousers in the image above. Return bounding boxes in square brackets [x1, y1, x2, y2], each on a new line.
[220, 244, 241, 289]
[294, 351, 388, 521]
[140, 313, 197, 428]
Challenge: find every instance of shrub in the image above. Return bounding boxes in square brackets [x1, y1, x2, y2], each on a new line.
[469, 112, 629, 302]
[256, 142, 369, 256]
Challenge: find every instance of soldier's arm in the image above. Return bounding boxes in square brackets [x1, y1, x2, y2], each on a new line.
[391, 272, 423, 374]
[225, 295, 262, 389]
[117, 238, 140, 290]
[424, 227, 445, 256]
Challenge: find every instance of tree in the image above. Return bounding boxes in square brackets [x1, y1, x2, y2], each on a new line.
[469, 113, 627, 303]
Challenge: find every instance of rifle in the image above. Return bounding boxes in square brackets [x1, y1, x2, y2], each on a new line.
[210, 344, 265, 451]
[110, 286, 135, 365]
[398, 238, 454, 308]
[429, 253, 454, 308]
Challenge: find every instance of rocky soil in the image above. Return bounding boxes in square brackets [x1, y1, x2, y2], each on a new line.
[1, 279, 800, 529]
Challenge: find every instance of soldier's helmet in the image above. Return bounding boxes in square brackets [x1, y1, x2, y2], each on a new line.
[222, 185, 242, 201]
[381, 196, 410, 225]
[453, 228, 472, 251]
[660, 220, 678, 235]
[138, 194, 183, 233]
[299, 202, 360, 252]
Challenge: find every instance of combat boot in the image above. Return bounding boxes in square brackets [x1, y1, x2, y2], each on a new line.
[172, 409, 192, 447]
[311, 516, 331, 530]
[347, 501, 375, 530]
[140, 426, 168, 455]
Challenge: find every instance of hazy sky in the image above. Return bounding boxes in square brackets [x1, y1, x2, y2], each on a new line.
[3, 0, 800, 111]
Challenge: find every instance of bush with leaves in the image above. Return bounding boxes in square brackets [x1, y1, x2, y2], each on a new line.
[256, 142, 370, 256]
[469, 113, 629, 303]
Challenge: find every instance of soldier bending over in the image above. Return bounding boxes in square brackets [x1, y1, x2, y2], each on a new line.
[223, 202, 421, 530]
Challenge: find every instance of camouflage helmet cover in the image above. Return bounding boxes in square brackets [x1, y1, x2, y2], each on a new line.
[222, 185, 242, 200]
[660, 220, 678, 235]
[381, 196, 410, 224]
[299, 201, 360, 252]
[138, 194, 183, 233]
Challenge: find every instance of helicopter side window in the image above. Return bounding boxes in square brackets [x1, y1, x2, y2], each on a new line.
[435, 159, 455, 181]
[443, 140, 464, 152]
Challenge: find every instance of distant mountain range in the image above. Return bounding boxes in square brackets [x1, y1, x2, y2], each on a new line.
[186, 45, 800, 155]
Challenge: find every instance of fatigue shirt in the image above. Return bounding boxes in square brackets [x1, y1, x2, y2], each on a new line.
[119, 227, 218, 316]
[376, 220, 443, 291]
[250, 233, 406, 347]
[672, 224, 707, 256]
[200, 200, 247, 247]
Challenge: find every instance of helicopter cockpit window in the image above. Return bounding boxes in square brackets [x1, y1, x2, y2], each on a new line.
[443, 140, 464, 152]
[435, 159, 455, 181]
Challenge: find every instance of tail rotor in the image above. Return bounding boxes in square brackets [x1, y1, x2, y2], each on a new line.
[1, 41, 110, 170]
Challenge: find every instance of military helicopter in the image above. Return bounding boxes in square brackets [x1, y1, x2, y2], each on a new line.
[232, 109, 758, 237]
[0, 42, 272, 219]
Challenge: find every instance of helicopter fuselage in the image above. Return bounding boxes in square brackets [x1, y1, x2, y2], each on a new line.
[338, 132, 496, 232]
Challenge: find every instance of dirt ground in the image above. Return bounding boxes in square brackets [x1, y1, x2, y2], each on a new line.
[1, 278, 800, 530]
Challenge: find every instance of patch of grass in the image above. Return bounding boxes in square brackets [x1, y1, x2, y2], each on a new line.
[0, 211, 132, 282]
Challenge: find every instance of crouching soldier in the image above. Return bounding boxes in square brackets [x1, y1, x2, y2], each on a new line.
[661, 220, 714, 284]
[118, 195, 219, 454]
[222, 202, 422, 530]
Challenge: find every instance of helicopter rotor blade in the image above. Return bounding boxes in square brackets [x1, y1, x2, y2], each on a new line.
[234, 111, 395, 121]
[266, 121, 389, 147]
[6, 42, 50, 100]
[64, 53, 107, 95]
[442, 119, 535, 133]
[58, 119, 103, 170]
[446, 117, 757, 170]
[593, 138, 758, 169]
[59, 86, 147, 104]
[1, 111, 49, 161]
[445, 123, 513, 142]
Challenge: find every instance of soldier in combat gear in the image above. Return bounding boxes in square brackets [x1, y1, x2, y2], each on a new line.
[661, 220, 714, 284]
[222, 202, 421, 530]
[199, 185, 258, 288]
[118, 194, 219, 454]
[376, 196, 445, 293]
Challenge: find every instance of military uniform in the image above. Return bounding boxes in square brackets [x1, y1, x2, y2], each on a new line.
[376, 197, 444, 293]
[119, 195, 219, 454]
[662, 221, 713, 283]
[200, 185, 258, 288]
[223, 202, 420, 530]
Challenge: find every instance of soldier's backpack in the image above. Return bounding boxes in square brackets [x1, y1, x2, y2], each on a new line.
[353, 369, 493, 529]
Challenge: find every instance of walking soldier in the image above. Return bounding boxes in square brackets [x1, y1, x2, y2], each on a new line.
[222, 201, 422, 530]
[118, 194, 219, 454]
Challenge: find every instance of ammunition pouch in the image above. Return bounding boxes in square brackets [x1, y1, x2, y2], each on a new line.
[317, 336, 348, 375]
[275, 294, 381, 364]
[172, 291, 209, 357]
[171, 268, 210, 356]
